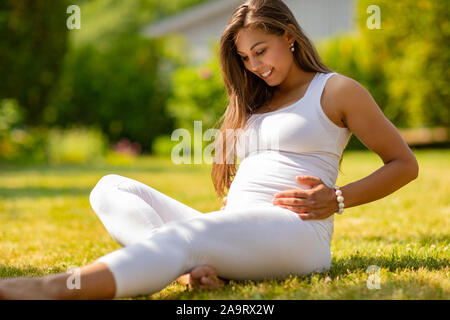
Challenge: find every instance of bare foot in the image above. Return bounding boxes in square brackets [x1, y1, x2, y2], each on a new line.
[176, 265, 228, 290]
[0, 276, 56, 300]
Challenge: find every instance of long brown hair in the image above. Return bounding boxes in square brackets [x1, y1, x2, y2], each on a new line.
[211, 0, 333, 199]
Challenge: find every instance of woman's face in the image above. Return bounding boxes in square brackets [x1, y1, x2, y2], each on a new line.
[235, 27, 295, 86]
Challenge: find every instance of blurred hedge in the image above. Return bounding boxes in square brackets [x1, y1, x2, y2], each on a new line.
[46, 35, 176, 153]
[319, 0, 450, 128]
[44, 0, 215, 153]
[352, 0, 449, 128]
[152, 43, 228, 157]
[318, 0, 449, 149]
[166, 43, 228, 131]
[0, 0, 214, 155]
[359, 0, 450, 127]
[46, 126, 108, 165]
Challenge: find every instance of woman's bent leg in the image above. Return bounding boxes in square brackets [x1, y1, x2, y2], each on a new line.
[96, 206, 331, 299]
[89, 174, 203, 246]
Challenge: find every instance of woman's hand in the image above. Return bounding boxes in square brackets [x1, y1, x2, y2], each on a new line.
[220, 196, 227, 210]
[272, 176, 338, 220]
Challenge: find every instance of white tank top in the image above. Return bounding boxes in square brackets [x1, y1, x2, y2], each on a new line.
[226, 72, 351, 241]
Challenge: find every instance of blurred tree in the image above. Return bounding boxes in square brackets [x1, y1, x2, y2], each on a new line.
[319, 0, 449, 132]
[0, 0, 69, 125]
[356, 0, 449, 128]
[167, 43, 228, 132]
[318, 33, 388, 114]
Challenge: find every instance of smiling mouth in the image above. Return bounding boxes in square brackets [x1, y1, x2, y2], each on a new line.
[260, 68, 274, 79]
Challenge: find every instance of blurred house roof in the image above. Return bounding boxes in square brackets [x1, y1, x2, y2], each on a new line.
[142, 0, 243, 37]
[142, 0, 355, 64]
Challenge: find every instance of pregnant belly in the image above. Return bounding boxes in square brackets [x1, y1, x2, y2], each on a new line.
[225, 153, 313, 210]
[223, 152, 336, 245]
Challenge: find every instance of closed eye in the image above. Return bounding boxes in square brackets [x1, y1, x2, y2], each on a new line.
[241, 49, 266, 62]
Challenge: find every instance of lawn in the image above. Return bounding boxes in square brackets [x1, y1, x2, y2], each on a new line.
[0, 149, 448, 299]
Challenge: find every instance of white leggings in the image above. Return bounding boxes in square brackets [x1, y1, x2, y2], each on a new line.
[89, 174, 332, 299]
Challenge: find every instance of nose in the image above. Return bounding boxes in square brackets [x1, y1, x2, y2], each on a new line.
[248, 57, 261, 73]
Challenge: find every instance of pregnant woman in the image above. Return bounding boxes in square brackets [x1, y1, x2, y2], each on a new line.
[0, 0, 418, 299]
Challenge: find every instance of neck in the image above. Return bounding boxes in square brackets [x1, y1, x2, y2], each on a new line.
[276, 66, 314, 95]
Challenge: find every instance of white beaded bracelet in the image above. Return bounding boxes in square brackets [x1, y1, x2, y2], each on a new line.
[334, 185, 345, 215]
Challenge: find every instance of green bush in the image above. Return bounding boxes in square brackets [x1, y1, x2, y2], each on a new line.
[0, 98, 24, 136]
[48, 35, 176, 154]
[161, 43, 228, 159]
[317, 33, 388, 112]
[0, 124, 109, 165]
[0, 98, 46, 164]
[105, 151, 138, 166]
[355, 0, 449, 128]
[152, 135, 179, 157]
[46, 126, 108, 165]
[316, 0, 449, 149]
[166, 43, 228, 131]
[0, 129, 48, 166]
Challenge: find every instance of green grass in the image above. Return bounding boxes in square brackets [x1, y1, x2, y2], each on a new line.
[0, 150, 448, 299]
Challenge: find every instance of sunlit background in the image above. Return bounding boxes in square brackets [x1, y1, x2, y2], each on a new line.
[0, 0, 448, 165]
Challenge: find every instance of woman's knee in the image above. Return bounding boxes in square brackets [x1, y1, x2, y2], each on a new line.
[89, 174, 124, 213]
[95, 174, 124, 189]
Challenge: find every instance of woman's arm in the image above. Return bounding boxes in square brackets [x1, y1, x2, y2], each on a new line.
[272, 75, 419, 219]
[327, 75, 419, 209]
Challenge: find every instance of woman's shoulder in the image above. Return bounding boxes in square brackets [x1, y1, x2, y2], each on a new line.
[323, 73, 363, 94]
[322, 73, 373, 114]
[320, 73, 375, 128]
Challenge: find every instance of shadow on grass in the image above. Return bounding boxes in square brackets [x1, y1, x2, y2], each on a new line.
[0, 162, 206, 176]
[0, 186, 93, 199]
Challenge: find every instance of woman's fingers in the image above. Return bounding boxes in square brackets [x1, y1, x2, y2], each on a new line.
[277, 203, 317, 220]
[274, 189, 310, 199]
[297, 213, 316, 220]
[295, 175, 323, 187]
[277, 204, 308, 214]
[273, 197, 309, 207]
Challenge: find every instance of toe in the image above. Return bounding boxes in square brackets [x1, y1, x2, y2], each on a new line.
[188, 265, 225, 290]
[201, 276, 212, 285]
[190, 267, 206, 279]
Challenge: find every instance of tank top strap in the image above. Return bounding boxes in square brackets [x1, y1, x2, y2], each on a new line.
[313, 72, 338, 97]
[307, 71, 350, 137]
[308, 72, 339, 113]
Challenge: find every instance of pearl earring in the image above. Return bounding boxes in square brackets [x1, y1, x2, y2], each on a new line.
[290, 43, 295, 52]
